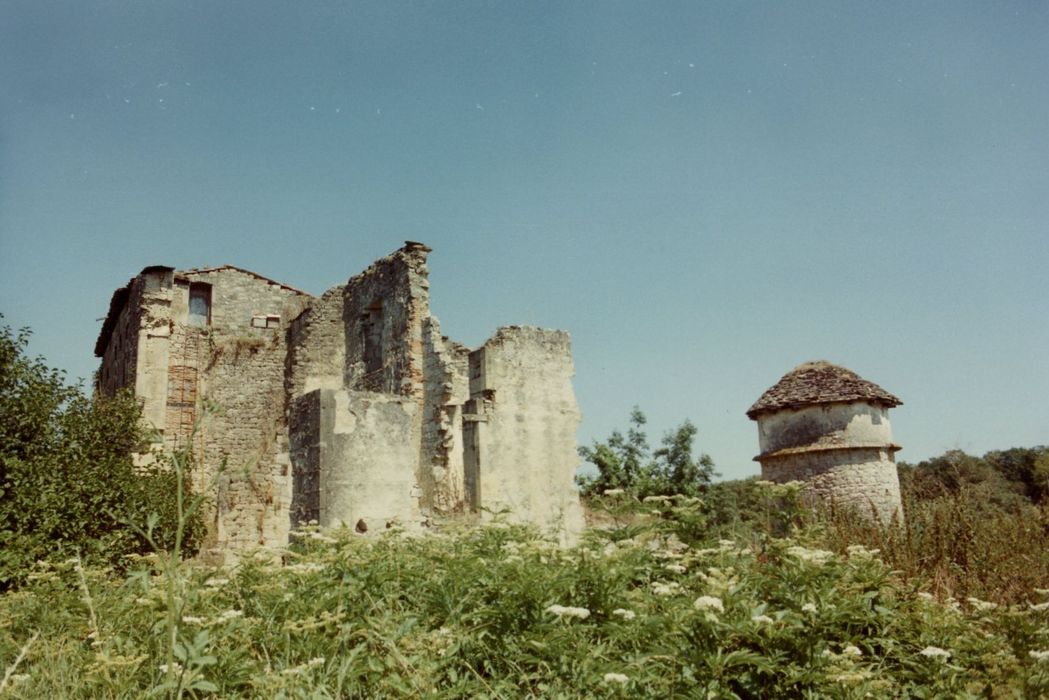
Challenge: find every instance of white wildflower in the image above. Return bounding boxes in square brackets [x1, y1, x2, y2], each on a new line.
[801, 603, 818, 614]
[216, 609, 244, 623]
[603, 672, 629, 684]
[846, 544, 880, 560]
[180, 616, 205, 625]
[1033, 588, 1049, 596]
[751, 614, 774, 625]
[651, 581, 682, 596]
[159, 662, 184, 675]
[602, 489, 625, 497]
[753, 480, 776, 488]
[1030, 601, 1049, 612]
[917, 592, 934, 601]
[7, 673, 29, 686]
[842, 644, 863, 657]
[919, 646, 951, 660]
[612, 608, 636, 621]
[545, 604, 590, 620]
[643, 495, 671, 504]
[785, 546, 834, 565]
[205, 577, 229, 588]
[664, 564, 687, 574]
[1029, 650, 1049, 662]
[718, 539, 735, 548]
[693, 596, 724, 613]
[967, 597, 998, 612]
[285, 562, 326, 575]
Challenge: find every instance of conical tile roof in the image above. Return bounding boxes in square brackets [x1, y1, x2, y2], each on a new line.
[746, 361, 901, 419]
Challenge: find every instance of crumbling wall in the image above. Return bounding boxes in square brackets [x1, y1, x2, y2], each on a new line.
[96, 284, 141, 398]
[174, 268, 308, 554]
[462, 326, 585, 542]
[289, 388, 419, 532]
[421, 319, 470, 512]
[286, 286, 346, 400]
[341, 244, 430, 397]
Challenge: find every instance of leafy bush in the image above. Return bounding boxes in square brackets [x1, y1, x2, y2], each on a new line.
[577, 407, 717, 499]
[0, 319, 203, 589]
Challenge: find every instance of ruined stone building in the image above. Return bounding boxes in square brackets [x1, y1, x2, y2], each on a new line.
[94, 243, 584, 555]
[747, 361, 904, 523]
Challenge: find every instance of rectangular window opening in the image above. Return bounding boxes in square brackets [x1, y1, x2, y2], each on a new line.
[188, 283, 211, 327]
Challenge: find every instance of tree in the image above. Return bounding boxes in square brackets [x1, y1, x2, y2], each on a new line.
[0, 317, 202, 588]
[577, 407, 717, 498]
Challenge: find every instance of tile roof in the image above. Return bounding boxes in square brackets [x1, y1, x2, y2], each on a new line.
[746, 361, 902, 419]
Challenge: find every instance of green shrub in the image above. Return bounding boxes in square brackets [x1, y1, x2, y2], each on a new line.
[0, 318, 203, 589]
[577, 407, 717, 499]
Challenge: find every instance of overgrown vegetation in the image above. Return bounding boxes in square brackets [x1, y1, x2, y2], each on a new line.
[1, 489, 1047, 698]
[0, 319, 203, 590]
[2, 322, 1047, 696]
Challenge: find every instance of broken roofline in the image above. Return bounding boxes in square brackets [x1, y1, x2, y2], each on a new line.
[94, 263, 311, 358]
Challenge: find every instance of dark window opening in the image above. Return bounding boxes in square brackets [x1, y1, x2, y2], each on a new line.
[188, 283, 211, 327]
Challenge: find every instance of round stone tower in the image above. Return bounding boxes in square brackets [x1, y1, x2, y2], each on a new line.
[746, 361, 904, 523]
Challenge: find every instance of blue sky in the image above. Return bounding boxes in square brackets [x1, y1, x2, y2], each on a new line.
[1, 1, 1046, 479]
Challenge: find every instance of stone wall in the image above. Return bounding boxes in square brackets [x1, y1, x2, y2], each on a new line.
[756, 403, 895, 455]
[341, 244, 430, 397]
[755, 401, 903, 524]
[97, 245, 587, 554]
[286, 287, 346, 400]
[169, 268, 309, 554]
[462, 326, 585, 542]
[761, 446, 903, 524]
[289, 388, 419, 532]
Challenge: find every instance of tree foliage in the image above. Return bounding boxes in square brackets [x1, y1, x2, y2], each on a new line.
[898, 446, 1049, 508]
[576, 406, 717, 498]
[0, 318, 202, 589]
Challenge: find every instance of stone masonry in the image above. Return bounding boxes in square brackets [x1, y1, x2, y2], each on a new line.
[95, 243, 585, 556]
[747, 361, 904, 523]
